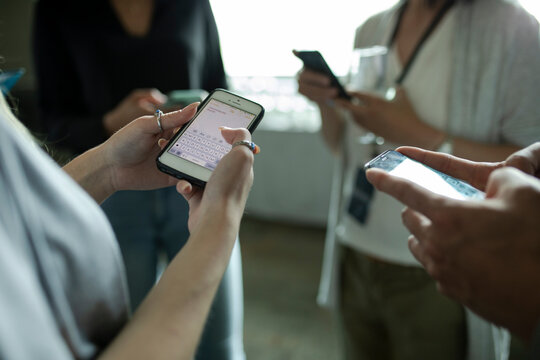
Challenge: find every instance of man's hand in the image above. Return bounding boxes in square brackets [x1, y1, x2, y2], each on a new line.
[366, 146, 540, 340]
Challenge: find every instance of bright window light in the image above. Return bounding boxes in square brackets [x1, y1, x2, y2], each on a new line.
[519, 0, 540, 21]
[210, 1, 398, 77]
[211, 0, 539, 77]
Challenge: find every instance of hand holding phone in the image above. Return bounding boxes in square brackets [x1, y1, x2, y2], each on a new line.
[157, 89, 264, 187]
[365, 150, 484, 200]
[293, 50, 351, 100]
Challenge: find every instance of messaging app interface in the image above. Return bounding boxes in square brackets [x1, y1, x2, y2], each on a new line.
[168, 99, 256, 170]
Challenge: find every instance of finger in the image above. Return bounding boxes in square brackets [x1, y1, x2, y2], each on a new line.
[149, 88, 167, 103]
[504, 143, 540, 177]
[158, 138, 168, 150]
[366, 168, 445, 219]
[138, 88, 168, 107]
[139, 100, 159, 114]
[156, 102, 199, 133]
[335, 98, 369, 118]
[401, 207, 430, 239]
[131, 88, 167, 103]
[297, 68, 332, 87]
[176, 180, 195, 201]
[408, 235, 443, 281]
[219, 127, 252, 145]
[485, 166, 537, 198]
[298, 81, 338, 101]
[408, 235, 429, 267]
[347, 91, 381, 106]
[396, 146, 497, 191]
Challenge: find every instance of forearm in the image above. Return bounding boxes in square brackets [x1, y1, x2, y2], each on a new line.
[99, 205, 241, 360]
[409, 123, 521, 162]
[451, 137, 521, 162]
[62, 144, 115, 204]
[319, 103, 345, 154]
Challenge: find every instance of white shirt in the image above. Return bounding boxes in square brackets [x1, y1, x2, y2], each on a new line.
[337, 7, 456, 265]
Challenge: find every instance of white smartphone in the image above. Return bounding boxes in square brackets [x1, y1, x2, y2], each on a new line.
[365, 150, 485, 200]
[157, 89, 265, 187]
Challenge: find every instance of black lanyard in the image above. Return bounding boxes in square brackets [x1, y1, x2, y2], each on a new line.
[388, 0, 456, 85]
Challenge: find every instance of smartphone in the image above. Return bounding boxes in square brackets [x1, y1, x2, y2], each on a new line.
[157, 89, 265, 187]
[365, 150, 485, 200]
[293, 50, 351, 100]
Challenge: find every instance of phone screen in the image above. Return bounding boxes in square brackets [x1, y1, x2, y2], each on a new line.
[365, 150, 484, 200]
[167, 99, 256, 170]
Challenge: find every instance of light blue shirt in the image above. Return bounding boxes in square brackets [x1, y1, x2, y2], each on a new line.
[0, 106, 129, 359]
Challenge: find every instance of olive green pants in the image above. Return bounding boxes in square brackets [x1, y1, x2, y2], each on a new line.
[339, 247, 466, 360]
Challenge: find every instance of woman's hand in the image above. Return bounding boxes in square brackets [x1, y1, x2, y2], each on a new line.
[102, 103, 198, 193]
[336, 87, 444, 149]
[103, 88, 168, 135]
[175, 127, 255, 232]
[297, 68, 338, 105]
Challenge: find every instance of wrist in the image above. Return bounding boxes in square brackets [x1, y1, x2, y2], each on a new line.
[63, 145, 116, 203]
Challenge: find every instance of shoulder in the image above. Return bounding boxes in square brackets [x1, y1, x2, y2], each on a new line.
[354, 5, 401, 48]
[459, 0, 539, 39]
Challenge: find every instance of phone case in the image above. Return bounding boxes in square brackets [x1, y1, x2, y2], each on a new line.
[156, 88, 265, 187]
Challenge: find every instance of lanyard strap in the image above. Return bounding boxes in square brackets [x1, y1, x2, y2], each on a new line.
[388, 0, 456, 85]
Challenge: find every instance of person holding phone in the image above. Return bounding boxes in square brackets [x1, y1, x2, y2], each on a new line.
[0, 90, 257, 359]
[33, 1, 245, 358]
[296, 0, 540, 359]
[366, 143, 540, 357]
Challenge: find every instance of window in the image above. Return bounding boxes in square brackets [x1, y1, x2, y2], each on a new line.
[210, 1, 398, 131]
[210, 0, 539, 131]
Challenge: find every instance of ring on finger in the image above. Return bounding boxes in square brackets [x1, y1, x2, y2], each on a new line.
[232, 140, 260, 154]
[155, 109, 164, 132]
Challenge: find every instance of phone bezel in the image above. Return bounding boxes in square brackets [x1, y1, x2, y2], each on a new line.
[156, 88, 264, 187]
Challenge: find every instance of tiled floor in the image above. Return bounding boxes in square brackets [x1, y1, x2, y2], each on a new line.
[239, 216, 341, 360]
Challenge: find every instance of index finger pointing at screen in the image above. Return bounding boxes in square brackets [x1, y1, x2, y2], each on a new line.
[366, 168, 446, 220]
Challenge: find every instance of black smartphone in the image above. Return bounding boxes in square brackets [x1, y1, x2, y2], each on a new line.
[157, 88, 265, 187]
[365, 150, 485, 200]
[293, 50, 351, 100]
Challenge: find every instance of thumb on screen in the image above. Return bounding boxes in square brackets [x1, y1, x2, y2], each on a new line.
[219, 127, 251, 145]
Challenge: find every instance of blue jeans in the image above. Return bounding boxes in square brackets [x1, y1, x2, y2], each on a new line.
[102, 187, 245, 360]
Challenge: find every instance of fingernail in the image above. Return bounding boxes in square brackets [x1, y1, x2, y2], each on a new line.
[219, 126, 232, 131]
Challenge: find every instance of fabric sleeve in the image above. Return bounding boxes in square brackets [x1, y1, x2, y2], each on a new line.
[498, 8, 540, 147]
[33, 0, 108, 155]
[0, 222, 73, 360]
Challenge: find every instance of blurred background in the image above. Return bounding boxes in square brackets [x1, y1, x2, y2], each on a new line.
[1, 1, 539, 359]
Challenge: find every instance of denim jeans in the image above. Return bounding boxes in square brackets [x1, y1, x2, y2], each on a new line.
[102, 187, 245, 360]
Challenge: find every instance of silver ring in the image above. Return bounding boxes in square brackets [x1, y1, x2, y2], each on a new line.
[155, 109, 164, 132]
[232, 140, 260, 154]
